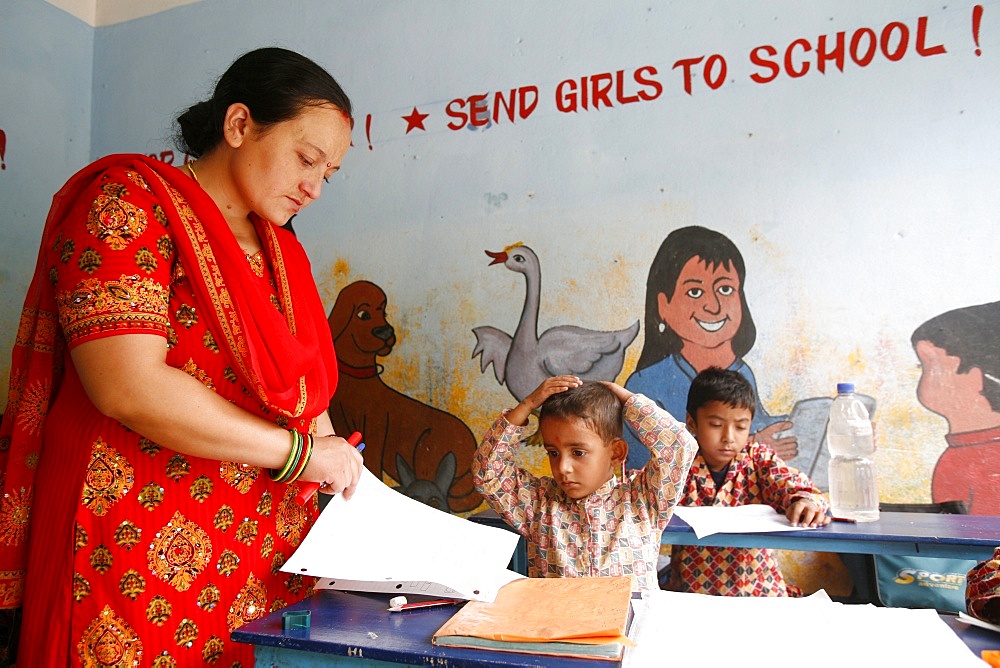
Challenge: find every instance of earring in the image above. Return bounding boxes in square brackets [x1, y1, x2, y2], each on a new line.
[658, 322, 666, 333]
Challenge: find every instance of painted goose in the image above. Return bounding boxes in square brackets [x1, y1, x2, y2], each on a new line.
[472, 243, 639, 403]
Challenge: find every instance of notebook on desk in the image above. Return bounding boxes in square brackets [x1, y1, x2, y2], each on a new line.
[431, 576, 634, 661]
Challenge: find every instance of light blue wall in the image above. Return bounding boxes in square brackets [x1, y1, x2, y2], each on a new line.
[3, 0, 1000, 508]
[0, 0, 92, 345]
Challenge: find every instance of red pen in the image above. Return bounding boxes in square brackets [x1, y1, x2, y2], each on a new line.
[294, 431, 363, 506]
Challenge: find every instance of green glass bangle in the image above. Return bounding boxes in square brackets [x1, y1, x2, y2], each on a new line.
[271, 430, 302, 483]
[287, 434, 314, 483]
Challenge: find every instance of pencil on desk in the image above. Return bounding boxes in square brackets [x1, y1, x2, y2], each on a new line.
[831, 516, 857, 523]
[388, 597, 462, 612]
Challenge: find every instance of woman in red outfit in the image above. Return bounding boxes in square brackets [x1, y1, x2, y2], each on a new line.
[0, 47, 362, 665]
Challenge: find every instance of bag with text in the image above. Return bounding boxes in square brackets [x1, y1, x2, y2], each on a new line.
[874, 555, 977, 613]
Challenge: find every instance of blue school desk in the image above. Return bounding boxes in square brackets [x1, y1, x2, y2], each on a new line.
[940, 615, 1000, 659]
[231, 588, 603, 667]
[232, 587, 1000, 666]
[233, 512, 1000, 665]
[471, 509, 1000, 565]
[659, 511, 1000, 560]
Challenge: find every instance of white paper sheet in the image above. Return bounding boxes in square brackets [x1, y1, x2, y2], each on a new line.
[281, 466, 523, 602]
[624, 590, 986, 668]
[959, 611, 1000, 635]
[673, 503, 816, 538]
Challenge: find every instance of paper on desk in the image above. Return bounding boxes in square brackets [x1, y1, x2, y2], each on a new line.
[673, 503, 813, 538]
[625, 590, 985, 667]
[281, 466, 523, 602]
[959, 611, 1000, 635]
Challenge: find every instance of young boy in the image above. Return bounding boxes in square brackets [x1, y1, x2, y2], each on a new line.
[473, 375, 697, 592]
[665, 367, 830, 596]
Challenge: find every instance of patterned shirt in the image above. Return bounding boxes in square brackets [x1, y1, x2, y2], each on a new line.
[967, 546, 1000, 623]
[473, 394, 697, 592]
[666, 441, 828, 596]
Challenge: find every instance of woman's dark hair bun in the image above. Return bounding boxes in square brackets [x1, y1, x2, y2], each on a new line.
[176, 99, 220, 158]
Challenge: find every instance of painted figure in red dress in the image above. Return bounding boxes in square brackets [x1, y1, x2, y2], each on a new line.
[912, 301, 1000, 515]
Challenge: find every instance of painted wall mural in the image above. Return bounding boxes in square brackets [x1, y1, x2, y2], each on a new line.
[620, 226, 877, 491]
[472, 243, 638, 402]
[327, 280, 482, 513]
[4, 0, 1000, 596]
[912, 301, 1000, 515]
[624, 227, 796, 465]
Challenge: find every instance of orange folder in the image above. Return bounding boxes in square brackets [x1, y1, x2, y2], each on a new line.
[432, 576, 634, 660]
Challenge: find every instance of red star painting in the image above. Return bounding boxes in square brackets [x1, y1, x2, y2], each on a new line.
[402, 106, 429, 134]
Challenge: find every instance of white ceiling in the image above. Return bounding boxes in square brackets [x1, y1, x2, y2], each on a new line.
[44, 0, 201, 27]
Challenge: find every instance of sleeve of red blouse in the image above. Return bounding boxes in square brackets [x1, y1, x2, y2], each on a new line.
[752, 442, 829, 512]
[48, 165, 175, 348]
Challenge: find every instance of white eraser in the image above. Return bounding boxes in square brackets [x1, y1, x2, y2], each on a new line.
[389, 595, 407, 608]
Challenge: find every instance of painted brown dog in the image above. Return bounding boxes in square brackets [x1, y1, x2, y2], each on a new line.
[327, 280, 482, 513]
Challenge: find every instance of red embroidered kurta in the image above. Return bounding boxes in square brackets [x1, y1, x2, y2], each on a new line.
[665, 441, 827, 597]
[1, 156, 336, 666]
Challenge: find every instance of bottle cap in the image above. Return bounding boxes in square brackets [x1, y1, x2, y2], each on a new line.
[837, 382, 855, 393]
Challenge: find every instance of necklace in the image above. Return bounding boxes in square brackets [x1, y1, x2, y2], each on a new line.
[245, 250, 265, 278]
[186, 161, 199, 182]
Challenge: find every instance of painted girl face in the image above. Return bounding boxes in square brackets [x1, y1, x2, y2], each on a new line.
[657, 255, 742, 349]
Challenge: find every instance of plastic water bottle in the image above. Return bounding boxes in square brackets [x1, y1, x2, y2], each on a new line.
[826, 383, 879, 522]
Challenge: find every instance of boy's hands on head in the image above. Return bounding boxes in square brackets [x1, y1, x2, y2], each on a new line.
[785, 498, 831, 528]
[507, 375, 582, 426]
[599, 381, 634, 405]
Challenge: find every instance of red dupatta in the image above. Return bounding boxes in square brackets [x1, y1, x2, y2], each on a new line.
[0, 154, 337, 608]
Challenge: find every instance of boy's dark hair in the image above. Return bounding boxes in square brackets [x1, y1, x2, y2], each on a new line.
[687, 367, 756, 418]
[539, 382, 622, 444]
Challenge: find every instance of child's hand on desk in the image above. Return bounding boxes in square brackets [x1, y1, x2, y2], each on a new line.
[786, 498, 831, 528]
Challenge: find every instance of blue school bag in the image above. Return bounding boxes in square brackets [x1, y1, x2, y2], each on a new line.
[874, 555, 974, 613]
[872, 502, 976, 614]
